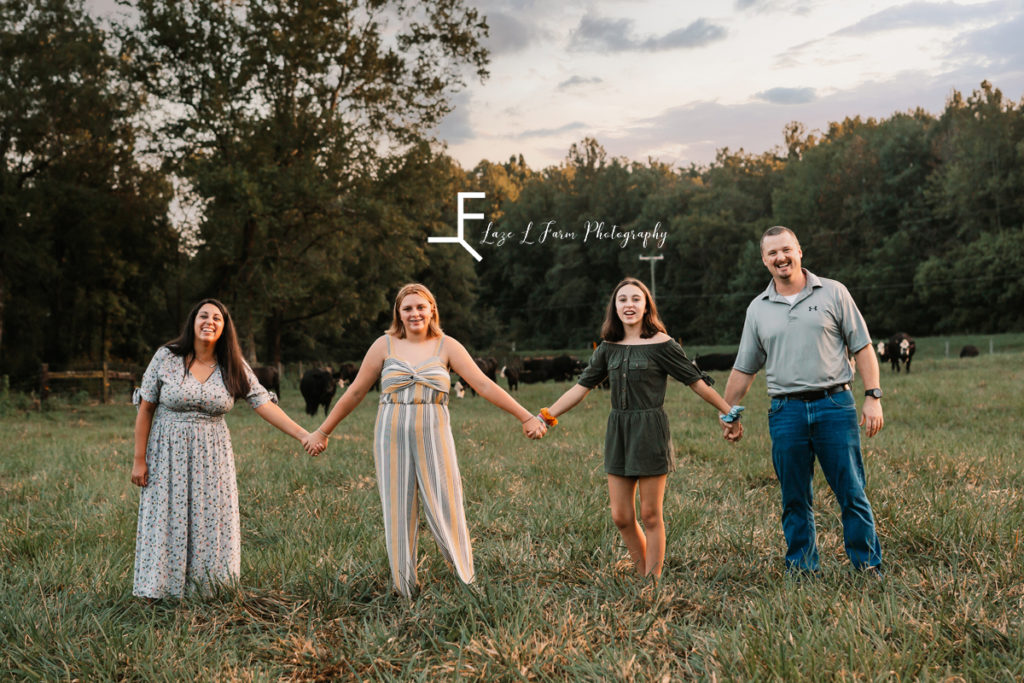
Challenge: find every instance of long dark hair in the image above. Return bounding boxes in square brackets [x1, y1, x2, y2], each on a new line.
[600, 277, 667, 342]
[165, 298, 251, 398]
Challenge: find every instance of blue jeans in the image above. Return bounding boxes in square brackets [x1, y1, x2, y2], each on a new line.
[767, 389, 882, 571]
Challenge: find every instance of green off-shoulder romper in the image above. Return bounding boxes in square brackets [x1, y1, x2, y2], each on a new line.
[577, 340, 706, 477]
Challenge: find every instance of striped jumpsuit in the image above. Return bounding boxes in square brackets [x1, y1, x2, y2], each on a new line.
[374, 335, 475, 596]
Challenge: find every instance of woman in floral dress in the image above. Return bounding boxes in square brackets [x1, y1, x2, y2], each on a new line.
[130, 298, 309, 598]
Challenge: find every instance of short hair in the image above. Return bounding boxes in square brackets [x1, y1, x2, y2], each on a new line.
[600, 277, 667, 342]
[760, 225, 799, 252]
[387, 283, 443, 339]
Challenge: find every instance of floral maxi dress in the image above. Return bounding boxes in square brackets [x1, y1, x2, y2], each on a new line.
[133, 346, 271, 598]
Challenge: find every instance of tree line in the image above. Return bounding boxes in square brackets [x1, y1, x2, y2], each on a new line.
[3, 0, 1022, 390]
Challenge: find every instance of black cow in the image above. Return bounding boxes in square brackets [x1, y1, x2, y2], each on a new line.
[694, 353, 736, 372]
[252, 365, 280, 398]
[335, 361, 359, 387]
[888, 333, 916, 373]
[876, 341, 893, 369]
[959, 345, 980, 358]
[300, 368, 339, 416]
[499, 365, 519, 391]
[522, 355, 582, 383]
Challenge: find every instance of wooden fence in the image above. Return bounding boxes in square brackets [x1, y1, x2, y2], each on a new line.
[39, 363, 135, 405]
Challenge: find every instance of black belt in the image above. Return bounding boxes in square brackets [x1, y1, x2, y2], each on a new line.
[772, 383, 850, 401]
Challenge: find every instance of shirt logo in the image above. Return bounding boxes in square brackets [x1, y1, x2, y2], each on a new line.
[808, 305, 819, 311]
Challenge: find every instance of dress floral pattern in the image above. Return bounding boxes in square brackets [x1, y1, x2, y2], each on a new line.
[133, 346, 271, 598]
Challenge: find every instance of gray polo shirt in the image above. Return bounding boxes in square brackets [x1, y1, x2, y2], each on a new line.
[734, 270, 872, 395]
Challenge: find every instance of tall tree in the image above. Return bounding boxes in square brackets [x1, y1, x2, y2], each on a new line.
[0, 0, 176, 382]
[121, 0, 489, 363]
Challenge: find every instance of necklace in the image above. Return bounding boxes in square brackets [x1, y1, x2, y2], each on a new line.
[193, 356, 217, 369]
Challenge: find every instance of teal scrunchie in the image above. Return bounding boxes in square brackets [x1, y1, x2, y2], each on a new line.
[719, 405, 745, 423]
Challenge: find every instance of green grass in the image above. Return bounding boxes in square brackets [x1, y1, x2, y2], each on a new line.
[2, 350, 1022, 680]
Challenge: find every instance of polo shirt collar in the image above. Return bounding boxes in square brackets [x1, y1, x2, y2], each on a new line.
[760, 269, 822, 303]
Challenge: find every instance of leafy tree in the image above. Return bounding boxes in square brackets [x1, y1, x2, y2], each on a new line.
[0, 0, 176, 384]
[121, 0, 489, 363]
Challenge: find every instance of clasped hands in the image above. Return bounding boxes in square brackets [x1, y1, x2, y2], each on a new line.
[302, 429, 328, 456]
[523, 414, 547, 440]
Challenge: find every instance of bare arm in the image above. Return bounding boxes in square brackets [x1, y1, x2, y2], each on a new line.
[254, 402, 309, 442]
[317, 336, 387, 436]
[131, 400, 157, 487]
[723, 369, 757, 407]
[688, 378, 734, 415]
[447, 339, 539, 425]
[853, 343, 884, 437]
[547, 383, 591, 418]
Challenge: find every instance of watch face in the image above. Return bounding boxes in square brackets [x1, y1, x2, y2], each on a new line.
[865, 389, 882, 399]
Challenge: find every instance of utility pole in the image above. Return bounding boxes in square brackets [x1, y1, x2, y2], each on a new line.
[639, 255, 664, 300]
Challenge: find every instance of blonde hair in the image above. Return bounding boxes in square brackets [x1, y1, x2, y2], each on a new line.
[387, 283, 443, 339]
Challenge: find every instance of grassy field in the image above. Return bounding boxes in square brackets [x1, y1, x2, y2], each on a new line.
[2, 349, 1022, 680]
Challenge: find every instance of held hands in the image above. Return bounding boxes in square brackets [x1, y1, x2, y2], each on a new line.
[522, 415, 547, 439]
[722, 419, 743, 442]
[720, 405, 745, 443]
[302, 428, 329, 456]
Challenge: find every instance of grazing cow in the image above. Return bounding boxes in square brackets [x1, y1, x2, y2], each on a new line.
[888, 333, 916, 373]
[452, 379, 466, 399]
[252, 365, 280, 399]
[694, 352, 737, 373]
[300, 367, 339, 416]
[500, 365, 519, 392]
[959, 345, 980, 358]
[335, 361, 359, 388]
[876, 341, 892, 370]
[521, 355, 582, 383]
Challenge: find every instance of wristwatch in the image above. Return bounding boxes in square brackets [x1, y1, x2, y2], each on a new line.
[864, 388, 883, 399]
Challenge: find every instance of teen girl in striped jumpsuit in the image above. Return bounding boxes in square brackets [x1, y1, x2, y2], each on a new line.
[305, 283, 546, 597]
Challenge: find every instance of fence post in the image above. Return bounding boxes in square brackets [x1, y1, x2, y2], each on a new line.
[944, 341, 949, 358]
[39, 363, 49, 407]
[990, 338, 994, 355]
[102, 362, 110, 404]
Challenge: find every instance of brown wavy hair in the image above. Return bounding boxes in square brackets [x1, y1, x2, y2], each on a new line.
[387, 283, 443, 339]
[600, 277, 667, 342]
[164, 298, 251, 398]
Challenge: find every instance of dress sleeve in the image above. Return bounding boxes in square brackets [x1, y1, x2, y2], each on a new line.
[138, 347, 169, 404]
[659, 340, 707, 386]
[242, 362, 273, 409]
[577, 343, 608, 389]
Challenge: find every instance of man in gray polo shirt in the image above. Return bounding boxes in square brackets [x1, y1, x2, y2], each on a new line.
[723, 226, 884, 573]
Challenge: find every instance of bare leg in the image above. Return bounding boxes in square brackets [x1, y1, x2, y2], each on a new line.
[637, 475, 668, 577]
[607, 474, 646, 573]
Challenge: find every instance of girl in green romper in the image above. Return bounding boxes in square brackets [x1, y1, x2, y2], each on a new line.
[542, 278, 739, 577]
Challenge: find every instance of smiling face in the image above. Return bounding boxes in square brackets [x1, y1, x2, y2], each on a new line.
[761, 230, 803, 284]
[399, 292, 434, 337]
[615, 283, 647, 328]
[193, 303, 225, 346]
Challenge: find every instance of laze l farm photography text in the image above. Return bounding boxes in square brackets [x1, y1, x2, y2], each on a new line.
[479, 220, 669, 249]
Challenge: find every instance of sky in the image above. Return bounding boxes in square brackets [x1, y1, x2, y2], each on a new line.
[84, 0, 1024, 171]
[437, 0, 1024, 169]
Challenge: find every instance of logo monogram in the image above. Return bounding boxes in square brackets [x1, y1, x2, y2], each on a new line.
[808, 305, 819, 311]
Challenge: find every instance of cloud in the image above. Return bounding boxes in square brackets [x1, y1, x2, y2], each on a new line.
[833, 1, 1004, 37]
[483, 11, 537, 55]
[951, 12, 1024, 67]
[569, 14, 727, 53]
[755, 87, 817, 104]
[435, 91, 475, 145]
[518, 121, 588, 138]
[557, 75, 603, 90]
